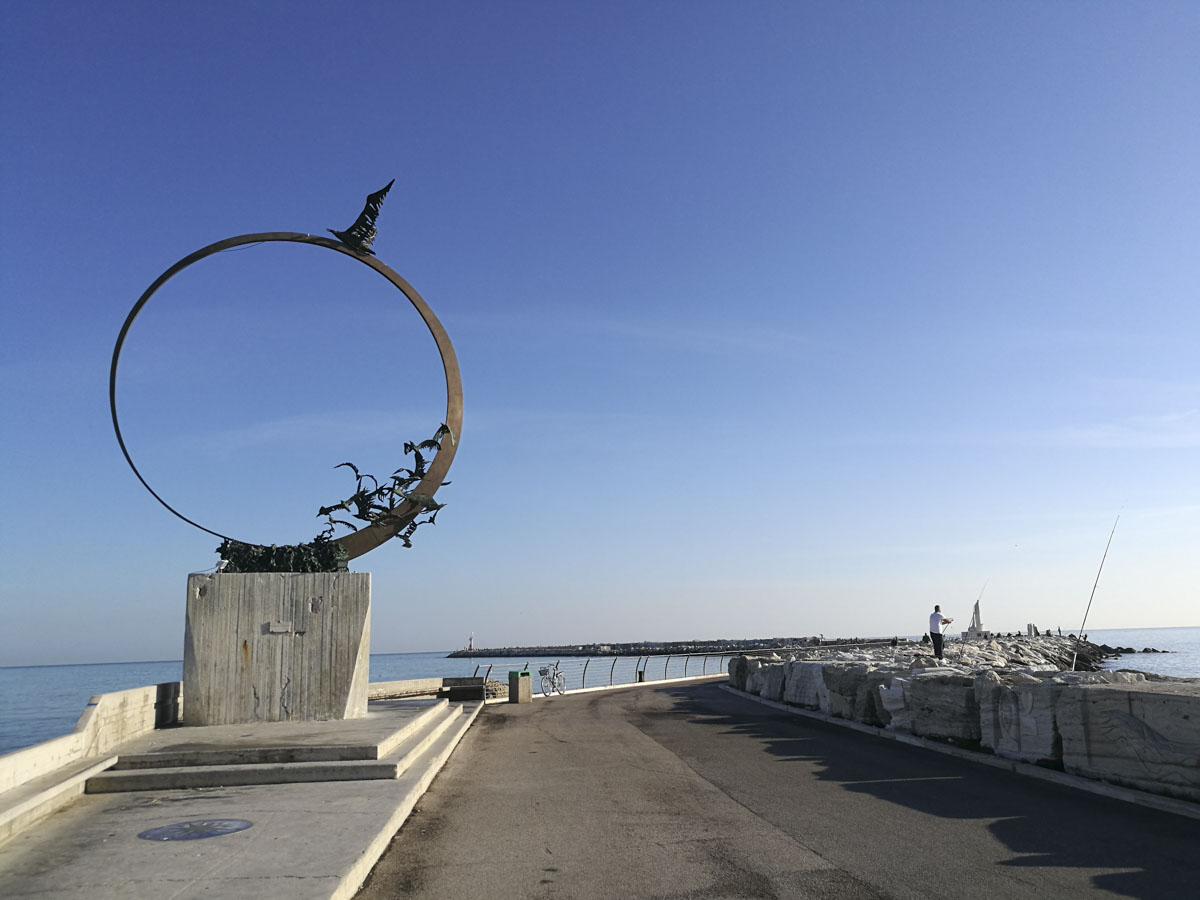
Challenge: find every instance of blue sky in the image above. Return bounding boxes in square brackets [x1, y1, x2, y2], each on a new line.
[2, 2, 1197, 666]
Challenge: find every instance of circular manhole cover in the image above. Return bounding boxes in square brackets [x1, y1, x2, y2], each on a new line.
[138, 819, 253, 841]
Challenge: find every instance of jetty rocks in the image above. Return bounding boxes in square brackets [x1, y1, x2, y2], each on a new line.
[728, 636, 1200, 805]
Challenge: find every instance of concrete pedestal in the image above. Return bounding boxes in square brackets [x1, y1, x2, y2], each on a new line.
[184, 572, 370, 726]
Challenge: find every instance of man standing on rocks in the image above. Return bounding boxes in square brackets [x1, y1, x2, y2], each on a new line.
[929, 605, 953, 659]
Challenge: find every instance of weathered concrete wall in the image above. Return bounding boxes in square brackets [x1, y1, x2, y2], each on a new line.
[727, 657, 748, 692]
[743, 659, 766, 697]
[184, 572, 370, 725]
[368, 678, 445, 699]
[905, 672, 980, 744]
[0, 683, 179, 794]
[761, 664, 788, 702]
[1056, 682, 1200, 803]
[783, 661, 829, 711]
[0, 682, 181, 847]
[727, 653, 1200, 804]
[823, 664, 888, 722]
[976, 672, 1064, 765]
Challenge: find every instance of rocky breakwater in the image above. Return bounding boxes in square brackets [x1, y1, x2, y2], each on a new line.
[728, 635, 1200, 804]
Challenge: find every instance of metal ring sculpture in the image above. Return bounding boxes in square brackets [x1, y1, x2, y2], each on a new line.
[109, 233, 463, 562]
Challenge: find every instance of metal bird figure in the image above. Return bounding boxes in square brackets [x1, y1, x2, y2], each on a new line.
[328, 179, 394, 255]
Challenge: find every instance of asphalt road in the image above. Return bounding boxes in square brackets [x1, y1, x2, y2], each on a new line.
[357, 682, 1199, 899]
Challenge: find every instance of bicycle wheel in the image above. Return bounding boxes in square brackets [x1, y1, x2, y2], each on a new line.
[554, 672, 566, 694]
[540, 675, 553, 696]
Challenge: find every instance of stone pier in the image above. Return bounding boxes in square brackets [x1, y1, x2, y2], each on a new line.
[728, 642, 1200, 804]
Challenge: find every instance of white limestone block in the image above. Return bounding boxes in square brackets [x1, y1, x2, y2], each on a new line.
[905, 672, 981, 743]
[783, 661, 830, 712]
[728, 656, 749, 691]
[976, 676, 1064, 764]
[761, 663, 788, 702]
[744, 659, 766, 696]
[822, 664, 873, 720]
[878, 676, 913, 732]
[1056, 682, 1200, 803]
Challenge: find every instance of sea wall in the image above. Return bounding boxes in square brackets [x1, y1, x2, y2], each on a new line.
[0, 683, 180, 795]
[728, 648, 1200, 805]
[0, 682, 181, 847]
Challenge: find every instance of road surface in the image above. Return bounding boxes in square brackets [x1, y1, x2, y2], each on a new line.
[358, 681, 1198, 899]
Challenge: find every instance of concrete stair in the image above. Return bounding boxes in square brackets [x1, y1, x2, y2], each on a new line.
[106, 698, 453, 769]
[84, 700, 478, 793]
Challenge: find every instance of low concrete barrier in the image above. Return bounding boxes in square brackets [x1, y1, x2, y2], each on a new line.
[368, 678, 445, 700]
[1057, 682, 1200, 803]
[0, 682, 181, 846]
[0, 682, 180, 795]
[728, 655, 1200, 805]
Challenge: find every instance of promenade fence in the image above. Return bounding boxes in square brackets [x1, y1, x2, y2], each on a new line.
[471, 652, 736, 695]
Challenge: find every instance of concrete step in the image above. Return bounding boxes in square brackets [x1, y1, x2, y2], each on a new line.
[335, 701, 483, 900]
[85, 703, 466, 793]
[110, 698, 451, 769]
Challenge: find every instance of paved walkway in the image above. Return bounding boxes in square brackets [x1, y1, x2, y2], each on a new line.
[358, 682, 1200, 899]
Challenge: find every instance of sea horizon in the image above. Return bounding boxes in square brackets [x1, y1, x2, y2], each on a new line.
[3, 624, 1197, 671]
[3, 626, 1198, 758]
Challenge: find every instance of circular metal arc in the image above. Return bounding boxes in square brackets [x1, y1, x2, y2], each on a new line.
[110, 232, 462, 561]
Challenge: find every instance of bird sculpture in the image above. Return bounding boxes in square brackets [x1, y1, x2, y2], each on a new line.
[328, 179, 395, 255]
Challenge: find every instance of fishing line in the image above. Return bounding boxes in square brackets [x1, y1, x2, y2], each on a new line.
[1071, 514, 1120, 671]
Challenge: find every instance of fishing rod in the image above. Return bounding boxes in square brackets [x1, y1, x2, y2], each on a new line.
[975, 579, 989, 606]
[1071, 514, 1120, 671]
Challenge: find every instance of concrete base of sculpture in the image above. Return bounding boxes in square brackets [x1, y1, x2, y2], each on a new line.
[183, 572, 370, 726]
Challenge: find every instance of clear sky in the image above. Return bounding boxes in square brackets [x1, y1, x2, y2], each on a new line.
[2, 2, 1197, 666]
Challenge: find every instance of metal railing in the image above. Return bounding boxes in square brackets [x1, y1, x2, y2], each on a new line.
[472, 652, 738, 696]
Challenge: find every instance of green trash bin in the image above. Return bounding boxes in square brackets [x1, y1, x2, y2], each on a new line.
[508, 670, 531, 704]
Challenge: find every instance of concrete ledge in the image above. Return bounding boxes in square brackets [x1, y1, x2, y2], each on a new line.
[368, 678, 444, 700]
[542, 671, 727, 699]
[0, 682, 180, 847]
[0, 755, 117, 847]
[720, 685, 1200, 822]
[0, 683, 179, 795]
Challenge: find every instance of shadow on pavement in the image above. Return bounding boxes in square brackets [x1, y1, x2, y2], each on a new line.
[650, 684, 1198, 900]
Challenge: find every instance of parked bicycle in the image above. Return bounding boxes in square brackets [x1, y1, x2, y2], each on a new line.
[538, 662, 566, 696]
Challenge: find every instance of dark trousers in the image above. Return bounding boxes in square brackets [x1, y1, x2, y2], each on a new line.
[931, 632, 944, 659]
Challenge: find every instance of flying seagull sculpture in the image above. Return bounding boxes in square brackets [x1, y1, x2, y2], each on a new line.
[328, 179, 394, 256]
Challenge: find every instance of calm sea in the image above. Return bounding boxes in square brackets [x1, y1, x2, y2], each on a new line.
[1, 628, 1195, 757]
[1091, 625, 1200, 679]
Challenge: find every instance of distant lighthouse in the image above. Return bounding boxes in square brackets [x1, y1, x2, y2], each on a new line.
[467, 633, 474, 653]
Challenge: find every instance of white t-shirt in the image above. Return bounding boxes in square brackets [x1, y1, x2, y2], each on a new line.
[930, 611, 948, 634]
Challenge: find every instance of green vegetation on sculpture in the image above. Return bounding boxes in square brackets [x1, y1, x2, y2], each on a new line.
[217, 423, 452, 573]
[216, 534, 348, 574]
